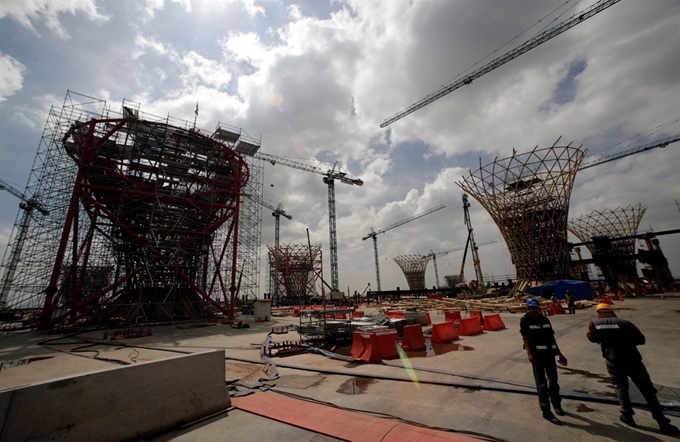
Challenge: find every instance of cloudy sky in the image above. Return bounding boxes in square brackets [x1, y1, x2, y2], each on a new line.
[1, 0, 679, 296]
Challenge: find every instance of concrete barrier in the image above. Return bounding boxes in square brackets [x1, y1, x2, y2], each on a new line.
[404, 311, 428, 325]
[0, 350, 229, 442]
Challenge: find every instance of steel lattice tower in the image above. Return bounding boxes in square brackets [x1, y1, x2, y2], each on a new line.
[393, 254, 432, 290]
[569, 204, 646, 295]
[0, 91, 267, 328]
[457, 139, 586, 286]
[268, 243, 323, 305]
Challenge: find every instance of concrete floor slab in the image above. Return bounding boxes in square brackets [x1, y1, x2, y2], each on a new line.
[0, 295, 678, 441]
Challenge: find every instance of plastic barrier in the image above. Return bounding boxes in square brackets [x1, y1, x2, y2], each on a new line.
[602, 296, 614, 305]
[351, 332, 381, 363]
[401, 324, 426, 351]
[549, 304, 565, 315]
[431, 321, 459, 343]
[444, 311, 462, 323]
[458, 317, 484, 336]
[374, 329, 399, 359]
[293, 307, 300, 318]
[351, 311, 365, 319]
[425, 312, 432, 324]
[542, 307, 553, 316]
[482, 314, 506, 331]
[469, 310, 484, 326]
[385, 311, 405, 319]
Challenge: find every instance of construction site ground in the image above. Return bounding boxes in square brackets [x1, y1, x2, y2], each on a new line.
[1, 294, 679, 442]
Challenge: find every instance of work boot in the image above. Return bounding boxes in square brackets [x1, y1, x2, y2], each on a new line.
[554, 405, 565, 416]
[619, 414, 637, 428]
[659, 423, 680, 435]
[543, 411, 562, 425]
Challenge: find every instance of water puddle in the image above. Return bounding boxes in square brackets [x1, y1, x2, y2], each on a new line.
[406, 342, 474, 358]
[0, 356, 54, 371]
[336, 377, 375, 394]
[334, 340, 473, 361]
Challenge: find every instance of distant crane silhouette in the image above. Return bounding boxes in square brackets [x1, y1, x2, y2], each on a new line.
[362, 204, 445, 291]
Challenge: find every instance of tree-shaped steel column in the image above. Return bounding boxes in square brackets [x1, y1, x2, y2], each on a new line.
[457, 139, 586, 285]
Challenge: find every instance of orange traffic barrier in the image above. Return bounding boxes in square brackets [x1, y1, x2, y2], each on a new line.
[351, 332, 381, 363]
[458, 317, 483, 336]
[385, 311, 405, 319]
[293, 307, 300, 317]
[401, 324, 426, 351]
[483, 314, 506, 331]
[542, 307, 553, 316]
[444, 311, 462, 323]
[602, 296, 614, 305]
[469, 310, 484, 326]
[351, 311, 365, 319]
[375, 329, 399, 359]
[549, 304, 564, 315]
[431, 321, 459, 343]
[425, 312, 432, 324]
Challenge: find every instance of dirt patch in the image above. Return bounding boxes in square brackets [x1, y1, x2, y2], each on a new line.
[336, 378, 376, 395]
[576, 403, 597, 413]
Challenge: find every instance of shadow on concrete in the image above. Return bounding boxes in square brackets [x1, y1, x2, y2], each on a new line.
[561, 411, 665, 441]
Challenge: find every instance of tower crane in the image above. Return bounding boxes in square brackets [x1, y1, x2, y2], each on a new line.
[255, 152, 363, 292]
[459, 193, 491, 288]
[579, 134, 680, 170]
[380, 0, 621, 127]
[429, 240, 497, 289]
[253, 199, 292, 248]
[0, 178, 50, 305]
[362, 204, 445, 291]
[428, 247, 464, 289]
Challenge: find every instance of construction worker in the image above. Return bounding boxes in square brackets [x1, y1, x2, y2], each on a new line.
[520, 297, 568, 425]
[565, 290, 576, 314]
[587, 304, 679, 434]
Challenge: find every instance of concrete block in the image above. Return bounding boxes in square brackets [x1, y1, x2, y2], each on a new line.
[0, 350, 229, 442]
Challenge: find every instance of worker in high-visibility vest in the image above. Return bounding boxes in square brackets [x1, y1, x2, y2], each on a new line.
[587, 304, 679, 434]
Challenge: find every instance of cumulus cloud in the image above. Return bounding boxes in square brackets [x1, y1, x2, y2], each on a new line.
[0, 54, 25, 104]
[0, 0, 108, 38]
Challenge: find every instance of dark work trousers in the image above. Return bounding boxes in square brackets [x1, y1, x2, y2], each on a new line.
[532, 354, 561, 413]
[568, 304, 576, 314]
[606, 360, 670, 424]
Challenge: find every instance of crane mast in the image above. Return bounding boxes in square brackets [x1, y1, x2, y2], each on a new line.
[0, 178, 49, 305]
[430, 240, 496, 288]
[380, 0, 621, 127]
[460, 193, 487, 288]
[255, 152, 363, 292]
[362, 204, 445, 291]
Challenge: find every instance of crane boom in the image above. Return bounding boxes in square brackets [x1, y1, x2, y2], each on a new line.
[380, 0, 621, 128]
[362, 204, 446, 291]
[255, 152, 364, 186]
[257, 152, 363, 292]
[579, 134, 680, 170]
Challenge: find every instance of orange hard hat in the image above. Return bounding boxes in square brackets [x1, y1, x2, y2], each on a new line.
[595, 303, 614, 312]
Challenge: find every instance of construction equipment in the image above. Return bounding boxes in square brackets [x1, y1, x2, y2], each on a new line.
[429, 247, 464, 289]
[256, 152, 363, 292]
[380, 0, 621, 127]
[254, 198, 292, 248]
[0, 178, 49, 305]
[362, 204, 445, 291]
[459, 193, 496, 289]
[579, 134, 680, 170]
